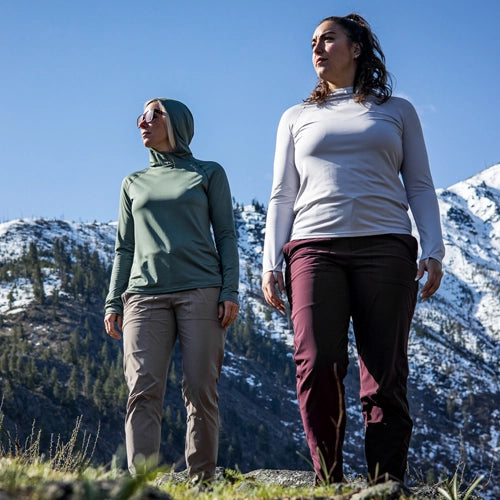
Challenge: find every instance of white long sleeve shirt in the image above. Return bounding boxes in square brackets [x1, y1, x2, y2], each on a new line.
[263, 87, 445, 273]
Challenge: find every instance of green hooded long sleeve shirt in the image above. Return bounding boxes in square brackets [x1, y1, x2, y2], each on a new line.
[105, 99, 239, 316]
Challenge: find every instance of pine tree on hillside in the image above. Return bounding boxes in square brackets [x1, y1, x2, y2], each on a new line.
[27, 242, 45, 304]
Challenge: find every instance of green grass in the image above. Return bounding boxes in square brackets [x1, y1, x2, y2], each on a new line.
[0, 411, 489, 499]
[0, 458, 355, 500]
[0, 454, 489, 500]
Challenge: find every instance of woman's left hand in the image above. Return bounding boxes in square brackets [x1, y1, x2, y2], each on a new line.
[416, 257, 443, 301]
[218, 300, 240, 328]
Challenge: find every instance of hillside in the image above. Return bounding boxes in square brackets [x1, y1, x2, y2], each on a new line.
[0, 165, 499, 498]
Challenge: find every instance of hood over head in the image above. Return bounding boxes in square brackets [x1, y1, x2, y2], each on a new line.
[148, 98, 194, 165]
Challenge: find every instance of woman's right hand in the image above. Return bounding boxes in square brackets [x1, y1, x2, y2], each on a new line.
[262, 270, 286, 314]
[104, 313, 123, 340]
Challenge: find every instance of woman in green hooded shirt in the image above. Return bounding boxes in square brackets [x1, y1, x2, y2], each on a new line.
[104, 98, 239, 481]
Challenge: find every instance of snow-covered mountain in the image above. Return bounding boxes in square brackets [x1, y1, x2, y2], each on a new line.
[0, 164, 499, 496]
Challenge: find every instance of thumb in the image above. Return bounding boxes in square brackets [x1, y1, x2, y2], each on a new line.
[415, 260, 426, 281]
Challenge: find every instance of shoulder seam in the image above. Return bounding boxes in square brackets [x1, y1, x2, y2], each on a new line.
[126, 168, 149, 187]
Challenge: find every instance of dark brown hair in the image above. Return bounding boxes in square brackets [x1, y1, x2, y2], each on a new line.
[307, 13, 392, 104]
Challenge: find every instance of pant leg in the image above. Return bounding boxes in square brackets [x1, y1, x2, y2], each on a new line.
[350, 235, 418, 482]
[122, 293, 176, 474]
[284, 239, 351, 483]
[174, 287, 226, 479]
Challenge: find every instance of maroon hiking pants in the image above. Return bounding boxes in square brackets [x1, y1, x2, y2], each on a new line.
[283, 234, 418, 483]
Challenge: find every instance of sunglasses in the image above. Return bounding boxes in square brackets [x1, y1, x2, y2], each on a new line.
[137, 108, 167, 127]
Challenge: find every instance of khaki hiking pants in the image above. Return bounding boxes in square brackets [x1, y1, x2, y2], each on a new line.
[122, 287, 226, 477]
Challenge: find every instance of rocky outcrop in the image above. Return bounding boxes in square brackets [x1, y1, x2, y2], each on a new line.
[160, 468, 418, 499]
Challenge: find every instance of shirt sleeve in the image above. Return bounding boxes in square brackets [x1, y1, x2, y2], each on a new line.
[399, 100, 445, 262]
[206, 164, 240, 305]
[104, 177, 135, 315]
[262, 107, 300, 274]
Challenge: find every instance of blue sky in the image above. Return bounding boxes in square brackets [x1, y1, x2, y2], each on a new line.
[1, 0, 499, 222]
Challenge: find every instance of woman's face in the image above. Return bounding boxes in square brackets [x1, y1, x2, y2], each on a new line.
[311, 20, 359, 89]
[138, 102, 171, 152]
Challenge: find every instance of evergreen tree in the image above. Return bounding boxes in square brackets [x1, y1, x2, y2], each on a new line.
[25, 357, 37, 389]
[7, 287, 15, 309]
[53, 238, 71, 289]
[7, 348, 17, 373]
[50, 367, 59, 399]
[164, 405, 172, 425]
[50, 288, 60, 320]
[82, 362, 91, 398]
[66, 366, 79, 402]
[69, 328, 81, 364]
[102, 376, 115, 403]
[168, 361, 177, 385]
[28, 242, 45, 304]
[93, 379, 103, 411]
[0, 352, 7, 374]
[1, 379, 13, 402]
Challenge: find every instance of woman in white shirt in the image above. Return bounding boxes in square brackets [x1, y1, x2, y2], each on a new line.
[262, 13, 444, 485]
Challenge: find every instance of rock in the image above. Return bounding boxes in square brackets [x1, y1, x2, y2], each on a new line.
[242, 469, 316, 487]
[159, 468, 420, 499]
[351, 480, 411, 500]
